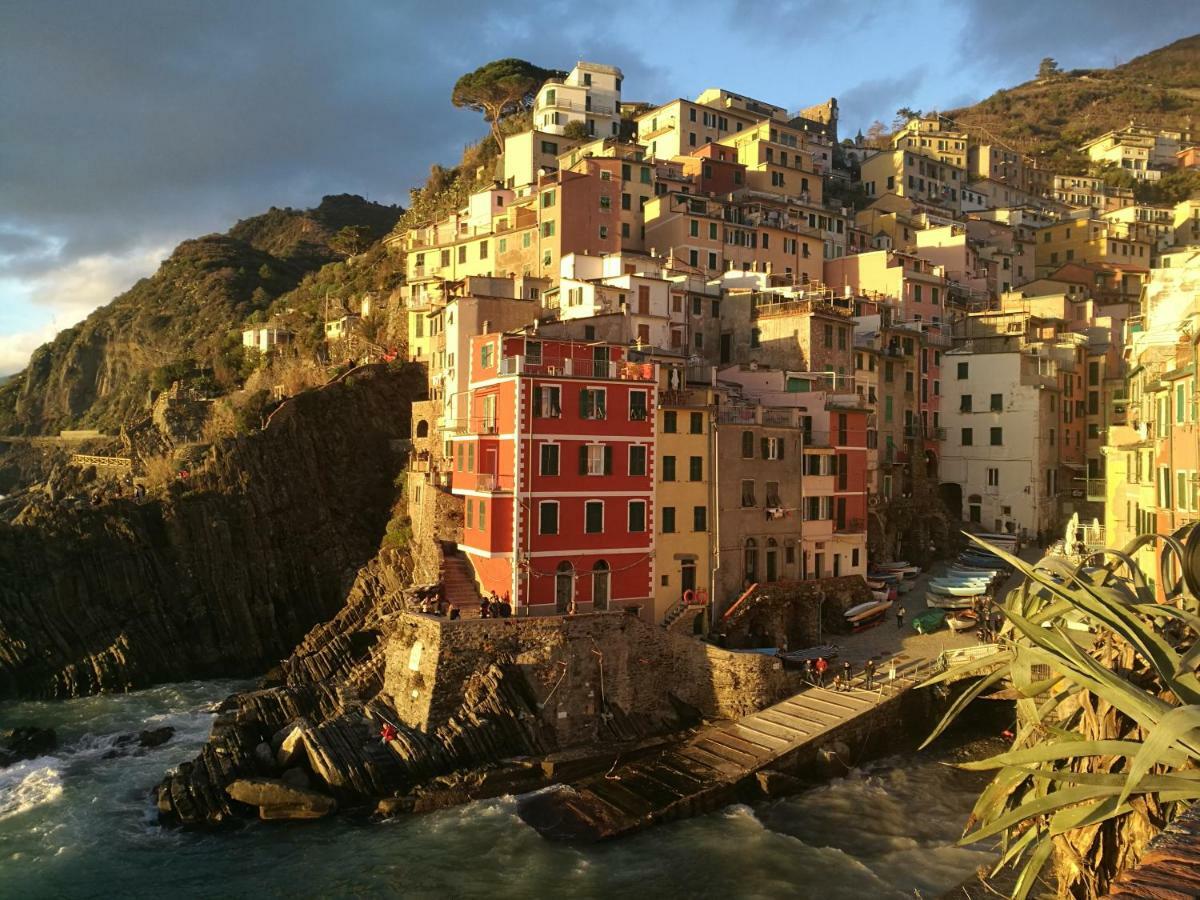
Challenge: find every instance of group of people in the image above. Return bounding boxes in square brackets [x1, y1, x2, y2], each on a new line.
[802, 656, 896, 693]
[416, 586, 460, 619]
[480, 592, 512, 619]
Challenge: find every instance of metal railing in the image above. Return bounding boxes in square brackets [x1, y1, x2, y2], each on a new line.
[498, 355, 655, 381]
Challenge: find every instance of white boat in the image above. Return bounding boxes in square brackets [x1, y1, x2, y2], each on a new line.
[930, 577, 991, 591]
[845, 599, 892, 621]
[871, 589, 892, 601]
[946, 567, 1001, 580]
[879, 564, 921, 576]
[928, 582, 988, 598]
[926, 593, 976, 610]
[947, 611, 978, 632]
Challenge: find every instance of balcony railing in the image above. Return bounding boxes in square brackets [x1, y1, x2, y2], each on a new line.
[835, 518, 866, 534]
[1086, 478, 1106, 501]
[476, 473, 503, 492]
[498, 355, 655, 381]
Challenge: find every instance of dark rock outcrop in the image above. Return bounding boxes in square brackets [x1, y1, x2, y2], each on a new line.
[0, 726, 57, 767]
[0, 363, 424, 699]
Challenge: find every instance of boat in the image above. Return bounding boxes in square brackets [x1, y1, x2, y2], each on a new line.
[945, 567, 1001, 581]
[878, 564, 921, 576]
[870, 589, 891, 602]
[865, 578, 888, 590]
[926, 592, 977, 610]
[845, 599, 892, 622]
[896, 581, 914, 594]
[911, 608, 946, 634]
[947, 610, 979, 632]
[928, 583, 988, 598]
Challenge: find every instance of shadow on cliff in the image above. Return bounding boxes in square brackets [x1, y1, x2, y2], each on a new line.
[0, 363, 426, 700]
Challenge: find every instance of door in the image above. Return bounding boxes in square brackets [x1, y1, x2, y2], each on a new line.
[592, 561, 610, 611]
[592, 346, 609, 378]
[638, 284, 650, 315]
[555, 562, 574, 613]
[720, 333, 732, 364]
[766, 545, 778, 582]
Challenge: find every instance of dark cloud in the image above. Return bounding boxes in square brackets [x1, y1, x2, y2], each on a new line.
[837, 69, 927, 133]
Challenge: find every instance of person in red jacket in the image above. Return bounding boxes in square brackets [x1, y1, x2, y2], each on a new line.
[814, 656, 828, 688]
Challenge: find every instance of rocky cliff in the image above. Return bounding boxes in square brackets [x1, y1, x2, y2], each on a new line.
[0, 194, 402, 436]
[0, 363, 424, 699]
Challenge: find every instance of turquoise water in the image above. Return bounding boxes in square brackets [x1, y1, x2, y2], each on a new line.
[1, 682, 995, 899]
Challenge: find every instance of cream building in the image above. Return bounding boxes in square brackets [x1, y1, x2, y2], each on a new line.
[533, 62, 623, 138]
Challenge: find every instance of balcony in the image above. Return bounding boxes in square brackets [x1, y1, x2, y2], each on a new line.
[803, 519, 834, 540]
[836, 518, 866, 534]
[803, 475, 835, 496]
[475, 473, 506, 493]
[498, 355, 655, 381]
[1086, 478, 1106, 501]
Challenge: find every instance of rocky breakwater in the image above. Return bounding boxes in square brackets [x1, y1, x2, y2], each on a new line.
[156, 603, 800, 825]
[0, 363, 425, 699]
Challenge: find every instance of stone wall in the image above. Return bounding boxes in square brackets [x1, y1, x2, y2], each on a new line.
[384, 611, 800, 748]
[717, 575, 874, 650]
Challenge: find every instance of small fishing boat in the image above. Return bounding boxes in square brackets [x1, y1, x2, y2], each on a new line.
[928, 583, 988, 598]
[845, 599, 892, 622]
[945, 567, 1001, 581]
[911, 608, 946, 634]
[926, 592, 977, 610]
[947, 610, 979, 632]
[871, 589, 891, 602]
[865, 578, 888, 590]
[878, 564, 921, 576]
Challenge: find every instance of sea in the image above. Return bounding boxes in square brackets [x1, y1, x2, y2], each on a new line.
[0, 680, 997, 899]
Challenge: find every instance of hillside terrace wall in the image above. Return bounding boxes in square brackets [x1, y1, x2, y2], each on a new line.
[384, 611, 799, 747]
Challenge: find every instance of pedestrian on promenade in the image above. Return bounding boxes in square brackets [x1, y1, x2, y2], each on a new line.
[864, 659, 876, 691]
[802, 658, 814, 686]
[815, 656, 828, 688]
[896, 605, 906, 629]
[842, 660, 852, 690]
[887, 659, 897, 692]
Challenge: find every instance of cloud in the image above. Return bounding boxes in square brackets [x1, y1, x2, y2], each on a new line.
[838, 69, 927, 133]
[0, 244, 174, 375]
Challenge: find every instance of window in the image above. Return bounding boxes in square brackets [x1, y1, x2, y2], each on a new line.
[585, 500, 604, 534]
[961, 427, 974, 446]
[742, 430, 755, 458]
[661, 455, 676, 481]
[541, 190, 556, 208]
[582, 444, 612, 476]
[693, 506, 707, 532]
[479, 240, 488, 259]
[689, 456, 703, 481]
[750, 328, 761, 348]
[540, 443, 560, 476]
[741, 479, 757, 507]
[628, 501, 646, 533]
[690, 412, 703, 434]
[599, 195, 611, 210]
[466, 497, 473, 530]
[534, 385, 561, 418]
[990, 427, 1003, 446]
[662, 506, 676, 533]
[539, 501, 559, 534]
[629, 445, 647, 476]
[957, 362, 968, 379]
[579, 387, 606, 419]
[663, 410, 677, 433]
[629, 390, 648, 421]
[823, 324, 834, 347]
[960, 394, 973, 413]
[990, 393, 1002, 411]
[477, 500, 486, 529]
[761, 437, 785, 460]
[765, 480, 781, 506]
[480, 342, 495, 369]
[541, 140, 558, 154]
[987, 467, 999, 487]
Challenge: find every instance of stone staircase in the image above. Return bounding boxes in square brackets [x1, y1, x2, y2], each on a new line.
[519, 656, 933, 841]
[440, 545, 483, 617]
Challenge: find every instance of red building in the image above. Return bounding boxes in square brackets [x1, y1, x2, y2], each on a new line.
[451, 333, 657, 615]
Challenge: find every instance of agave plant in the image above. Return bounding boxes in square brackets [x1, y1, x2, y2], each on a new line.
[921, 528, 1200, 899]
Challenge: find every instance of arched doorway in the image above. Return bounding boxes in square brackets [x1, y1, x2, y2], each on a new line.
[766, 538, 778, 582]
[592, 560, 610, 611]
[744, 538, 758, 585]
[555, 562, 574, 613]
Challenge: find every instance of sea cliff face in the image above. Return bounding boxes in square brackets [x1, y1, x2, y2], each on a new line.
[0, 364, 424, 700]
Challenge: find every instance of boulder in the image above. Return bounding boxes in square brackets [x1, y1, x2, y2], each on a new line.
[275, 725, 307, 768]
[253, 742, 276, 771]
[138, 726, 175, 748]
[0, 726, 57, 767]
[754, 768, 805, 798]
[225, 777, 336, 820]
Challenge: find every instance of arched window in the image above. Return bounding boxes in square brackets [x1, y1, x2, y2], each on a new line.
[555, 561, 574, 614]
[744, 538, 759, 584]
[766, 538, 779, 582]
[592, 560, 610, 611]
[415, 420, 429, 438]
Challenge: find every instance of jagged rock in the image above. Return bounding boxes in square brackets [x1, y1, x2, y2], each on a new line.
[0, 726, 57, 767]
[226, 777, 336, 820]
[139, 726, 175, 748]
[275, 724, 307, 768]
[754, 769, 805, 798]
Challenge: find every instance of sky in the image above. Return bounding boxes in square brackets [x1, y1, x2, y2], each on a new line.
[2, 1, 1198, 375]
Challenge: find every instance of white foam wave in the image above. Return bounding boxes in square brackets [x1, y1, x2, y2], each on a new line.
[0, 760, 65, 821]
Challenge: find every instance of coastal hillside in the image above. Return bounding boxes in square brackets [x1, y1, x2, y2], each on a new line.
[0, 363, 424, 699]
[944, 34, 1200, 167]
[0, 194, 402, 436]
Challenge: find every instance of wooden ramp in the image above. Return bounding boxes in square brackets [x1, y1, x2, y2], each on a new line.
[519, 657, 931, 841]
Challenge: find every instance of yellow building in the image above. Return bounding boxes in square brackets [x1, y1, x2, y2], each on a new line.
[1032, 216, 1152, 275]
[860, 149, 968, 212]
[653, 365, 716, 626]
[892, 117, 968, 169]
[635, 89, 786, 161]
[717, 119, 822, 204]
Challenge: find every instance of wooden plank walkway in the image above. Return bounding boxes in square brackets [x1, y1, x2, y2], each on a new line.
[519, 656, 935, 841]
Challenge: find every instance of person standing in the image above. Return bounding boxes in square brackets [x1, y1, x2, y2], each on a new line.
[842, 660, 853, 690]
[887, 659, 897, 693]
[864, 658, 877, 691]
[896, 605, 906, 629]
[802, 658, 814, 686]
[815, 656, 828, 688]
